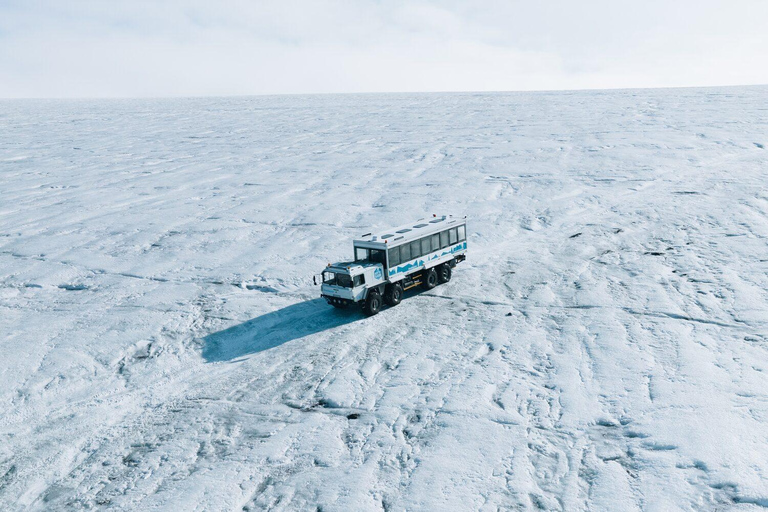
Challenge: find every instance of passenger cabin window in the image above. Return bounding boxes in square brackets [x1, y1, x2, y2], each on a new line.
[410, 241, 421, 259]
[421, 237, 431, 255]
[370, 249, 386, 265]
[388, 247, 400, 266]
[458, 225, 466, 242]
[353, 275, 365, 287]
[440, 231, 449, 248]
[431, 234, 440, 251]
[449, 228, 458, 245]
[400, 243, 411, 262]
[355, 247, 387, 266]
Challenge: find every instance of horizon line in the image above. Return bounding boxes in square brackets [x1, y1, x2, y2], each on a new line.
[2, 82, 767, 102]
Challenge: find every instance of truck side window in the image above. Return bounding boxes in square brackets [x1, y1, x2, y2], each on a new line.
[457, 225, 466, 242]
[449, 228, 458, 245]
[421, 237, 431, 255]
[410, 241, 421, 259]
[440, 231, 449, 248]
[431, 233, 440, 251]
[355, 247, 368, 261]
[389, 247, 400, 266]
[400, 243, 411, 262]
[353, 275, 365, 287]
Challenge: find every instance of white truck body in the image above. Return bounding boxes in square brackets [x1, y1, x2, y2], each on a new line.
[319, 215, 467, 314]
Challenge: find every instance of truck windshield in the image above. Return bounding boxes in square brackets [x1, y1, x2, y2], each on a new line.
[323, 271, 353, 288]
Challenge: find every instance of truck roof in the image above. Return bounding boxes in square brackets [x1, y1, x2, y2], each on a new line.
[353, 215, 465, 248]
[326, 260, 379, 274]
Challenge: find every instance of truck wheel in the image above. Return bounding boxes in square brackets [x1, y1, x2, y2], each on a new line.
[423, 268, 438, 290]
[363, 290, 382, 316]
[438, 263, 452, 284]
[384, 283, 403, 306]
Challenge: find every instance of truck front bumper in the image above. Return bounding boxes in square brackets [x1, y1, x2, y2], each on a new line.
[322, 295, 356, 307]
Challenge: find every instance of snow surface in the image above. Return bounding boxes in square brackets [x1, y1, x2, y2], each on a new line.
[2, 87, 768, 511]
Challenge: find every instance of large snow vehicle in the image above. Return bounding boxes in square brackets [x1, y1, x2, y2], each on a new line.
[317, 215, 467, 316]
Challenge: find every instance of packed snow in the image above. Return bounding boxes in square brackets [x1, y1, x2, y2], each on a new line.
[2, 87, 768, 510]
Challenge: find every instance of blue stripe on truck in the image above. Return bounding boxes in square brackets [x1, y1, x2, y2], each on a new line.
[388, 242, 466, 277]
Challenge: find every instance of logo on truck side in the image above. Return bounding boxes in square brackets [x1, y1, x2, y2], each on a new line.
[374, 268, 382, 279]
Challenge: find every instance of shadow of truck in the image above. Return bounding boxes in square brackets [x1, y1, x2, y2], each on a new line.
[202, 298, 362, 362]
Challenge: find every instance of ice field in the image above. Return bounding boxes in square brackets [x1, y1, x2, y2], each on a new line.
[2, 86, 768, 510]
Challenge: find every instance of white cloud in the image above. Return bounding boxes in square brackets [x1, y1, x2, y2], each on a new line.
[0, 0, 766, 97]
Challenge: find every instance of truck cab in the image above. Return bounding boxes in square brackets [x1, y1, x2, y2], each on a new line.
[320, 260, 386, 308]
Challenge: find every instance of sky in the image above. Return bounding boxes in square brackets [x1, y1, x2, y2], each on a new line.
[1, 0, 767, 98]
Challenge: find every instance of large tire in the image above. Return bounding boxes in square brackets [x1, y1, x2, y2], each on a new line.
[438, 263, 452, 284]
[384, 282, 403, 306]
[422, 268, 438, 290]
[363, 290, 382, 316]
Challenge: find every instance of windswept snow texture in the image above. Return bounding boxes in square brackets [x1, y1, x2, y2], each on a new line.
[2, 87, 768, 511]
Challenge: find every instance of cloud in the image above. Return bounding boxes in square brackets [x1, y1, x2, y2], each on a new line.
[1, 0, 766, 97]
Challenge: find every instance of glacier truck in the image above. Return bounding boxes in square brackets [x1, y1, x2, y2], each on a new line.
[316, 215, 467, 316]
